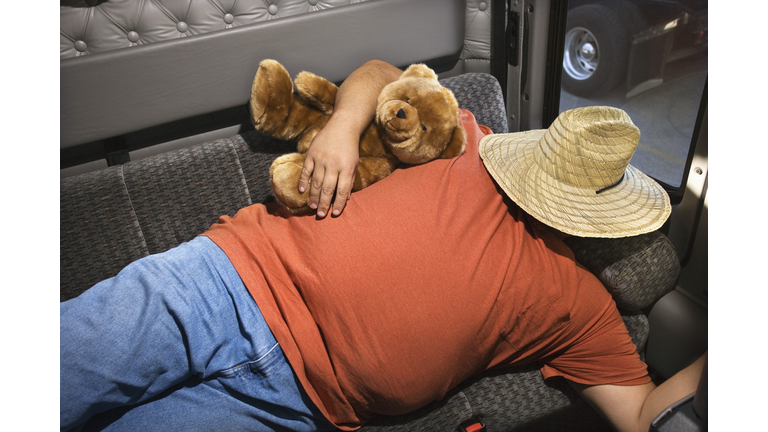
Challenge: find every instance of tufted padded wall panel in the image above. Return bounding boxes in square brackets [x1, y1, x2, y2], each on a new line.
[61, 0, 371, 58]
[453, 0, 494, 75]
[60, 0, 466, 149]
[61, 1, 493, 67]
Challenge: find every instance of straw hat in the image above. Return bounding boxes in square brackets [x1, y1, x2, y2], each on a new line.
[478, 106, 671, 238]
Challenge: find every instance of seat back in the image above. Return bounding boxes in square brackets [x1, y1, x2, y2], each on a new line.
[60, 73, 508, 301]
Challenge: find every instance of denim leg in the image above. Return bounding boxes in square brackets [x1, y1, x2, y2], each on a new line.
[60, 237, 334, 432]
[81, 343, 335, 432]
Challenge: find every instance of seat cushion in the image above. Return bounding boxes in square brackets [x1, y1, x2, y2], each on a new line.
[60, 166, 148, 301]
[564, 231, 680, 312]
[122, 139, 252, 255]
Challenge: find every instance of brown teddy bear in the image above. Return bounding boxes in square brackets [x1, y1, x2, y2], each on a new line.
[249, 59, 467, 215]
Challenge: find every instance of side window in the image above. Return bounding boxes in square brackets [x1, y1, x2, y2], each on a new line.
[558, 0, 707, 194]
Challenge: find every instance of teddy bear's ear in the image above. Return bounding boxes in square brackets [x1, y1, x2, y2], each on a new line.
[400, 64, 439, 81]
[439, 124, 467, 159]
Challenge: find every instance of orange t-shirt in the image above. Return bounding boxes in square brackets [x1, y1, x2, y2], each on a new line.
[202, 110, 649, 430]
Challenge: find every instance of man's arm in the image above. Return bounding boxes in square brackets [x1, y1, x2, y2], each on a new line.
[570, 353, 707, 432]
[299, 59, 402, 218]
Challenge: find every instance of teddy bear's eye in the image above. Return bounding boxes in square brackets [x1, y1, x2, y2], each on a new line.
[406, 97, 410, 104]
[421, 124, 427, 131]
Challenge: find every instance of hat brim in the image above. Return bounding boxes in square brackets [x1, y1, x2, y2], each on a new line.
[479, 131, 672, 238]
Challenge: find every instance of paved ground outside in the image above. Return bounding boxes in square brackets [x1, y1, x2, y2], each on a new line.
[559, 51, 708, 188]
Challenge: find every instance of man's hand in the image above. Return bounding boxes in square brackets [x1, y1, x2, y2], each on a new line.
[296, 59, 402, 218]
[299, 121, 360, 218]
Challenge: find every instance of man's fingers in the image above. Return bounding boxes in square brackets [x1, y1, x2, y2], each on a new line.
[308, 163, 325, 210]
[298, 157, 315, 193]
[315, 171, 338, 218]
[331, 172, 355, 216]
[302, 153, 358, 217]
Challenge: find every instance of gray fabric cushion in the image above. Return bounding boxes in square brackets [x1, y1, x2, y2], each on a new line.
[59, 73, 507, 300]
[361, 366, 612, 432]
[622, 313, 650, 362]
[441, 73, 509, 134]
[60, 166, 149, 302]
[232, 131, 296, 205]
[122, 139, 252, 255]
[60, 139, 253, 300]
[563, 231, 680, 312]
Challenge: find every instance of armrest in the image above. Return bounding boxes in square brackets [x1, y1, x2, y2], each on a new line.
[563, 231, 680, 312]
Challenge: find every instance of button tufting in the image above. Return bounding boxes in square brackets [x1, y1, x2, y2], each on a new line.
[478, 2, 487, 11]
[224, 13, 235, 24]
[309, 0, 319, 5]
[74, 40, 88, 52]
[127, 31, 139, 43]
[177, 21, 188, 33]
[268, 5, 278, 15]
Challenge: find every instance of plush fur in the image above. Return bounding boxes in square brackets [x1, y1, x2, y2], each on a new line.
[250, 59, 467, 215]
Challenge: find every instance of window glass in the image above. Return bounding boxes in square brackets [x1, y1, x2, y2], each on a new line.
[559, 0, 707, 189]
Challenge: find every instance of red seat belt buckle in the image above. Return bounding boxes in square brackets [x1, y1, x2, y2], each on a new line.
[458, 417, 486, 432]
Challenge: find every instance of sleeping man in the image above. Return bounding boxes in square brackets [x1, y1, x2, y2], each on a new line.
[61, 60, 706, 432]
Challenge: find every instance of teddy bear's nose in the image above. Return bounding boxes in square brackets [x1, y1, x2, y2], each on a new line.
[396, 109, 406, 119]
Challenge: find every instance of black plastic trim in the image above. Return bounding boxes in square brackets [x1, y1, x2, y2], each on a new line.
[542, 0, 569, 127]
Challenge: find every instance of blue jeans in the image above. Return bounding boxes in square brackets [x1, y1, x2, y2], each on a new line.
[60, 236, 336, 432]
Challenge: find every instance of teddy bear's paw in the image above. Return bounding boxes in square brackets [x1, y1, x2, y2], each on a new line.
[295, 72, 338, 116]
[250, 60, 295, 135]
[270, 153, 313, 214]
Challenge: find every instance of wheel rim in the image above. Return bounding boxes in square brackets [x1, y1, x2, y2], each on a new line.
[563, 27, 599, 81]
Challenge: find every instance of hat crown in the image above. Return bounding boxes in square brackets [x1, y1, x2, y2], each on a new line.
[534, 106, 640, 190]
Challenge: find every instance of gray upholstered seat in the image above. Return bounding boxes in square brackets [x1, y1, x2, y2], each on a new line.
[61, 72, 679, 431]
